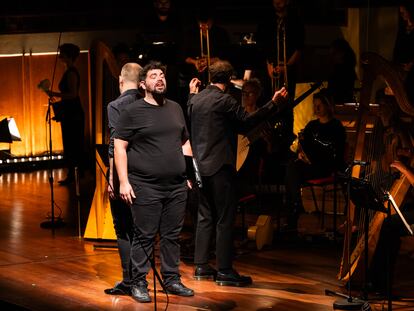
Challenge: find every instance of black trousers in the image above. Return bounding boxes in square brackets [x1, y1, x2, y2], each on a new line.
[369, 204, 414, 292]
[129, 183, 187, 287]
[194, 165, 237, 271]
[110, 198, 134, 285]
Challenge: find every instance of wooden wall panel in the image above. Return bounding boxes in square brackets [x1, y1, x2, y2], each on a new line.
[0, 52, 90, 158]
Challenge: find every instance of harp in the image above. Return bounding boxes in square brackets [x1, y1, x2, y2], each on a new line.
[84, 41, 121, 240]
[338, 52, 414, 283]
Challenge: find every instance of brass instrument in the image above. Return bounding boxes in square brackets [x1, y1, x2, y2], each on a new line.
[269, 17, 288, 93]
[198, 22, 211, 83]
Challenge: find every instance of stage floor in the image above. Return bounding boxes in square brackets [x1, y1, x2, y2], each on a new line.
[0, 169, 413, 310]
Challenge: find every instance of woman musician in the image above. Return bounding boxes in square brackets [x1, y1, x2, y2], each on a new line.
[284, 89, 346, 230]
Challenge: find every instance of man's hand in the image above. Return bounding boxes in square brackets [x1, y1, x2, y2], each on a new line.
[107, 182, 116, 200]
[189, 78, 201, 94]
[272, 86, 288, 102]
[119, 182, 136, 205]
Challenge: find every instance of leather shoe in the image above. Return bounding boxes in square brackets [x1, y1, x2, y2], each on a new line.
[216, 270, 252, 287]
[131, 283, 151, 303]
[104, 281, 131, 295]
[194, 264, 217, 280]
[58, 176, 74, 185]
[165, 282, 194, 297]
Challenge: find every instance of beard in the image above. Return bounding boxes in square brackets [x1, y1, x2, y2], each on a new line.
[149, 84, 167, 105]
[152, 87, 167, 96]
[147, 82, 167, 96]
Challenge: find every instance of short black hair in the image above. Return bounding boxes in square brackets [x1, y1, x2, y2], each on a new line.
[59, 43, 80, 61]
[139, 61, 166, 82]
[209, 60, 234, 84]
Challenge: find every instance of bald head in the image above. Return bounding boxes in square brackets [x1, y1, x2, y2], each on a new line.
[119, 62, 142, 93]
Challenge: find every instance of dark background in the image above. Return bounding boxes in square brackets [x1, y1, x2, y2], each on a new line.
[0, 0, 399, 34]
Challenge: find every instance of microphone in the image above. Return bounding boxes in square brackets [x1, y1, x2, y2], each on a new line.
[192, 157, 203, 188]
[353, 160, 370, 166]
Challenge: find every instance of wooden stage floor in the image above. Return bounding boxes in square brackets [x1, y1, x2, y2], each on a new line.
[0, 169, 413, 310]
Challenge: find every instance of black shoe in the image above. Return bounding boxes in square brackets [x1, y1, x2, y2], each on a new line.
[216, 270, 252, 287]
[131, 283, 151, 303]
[104, 281, 131, 295]
[194, 264, 217, 280]
[165, 282, 194, 297]
[58, 176, 74, 185]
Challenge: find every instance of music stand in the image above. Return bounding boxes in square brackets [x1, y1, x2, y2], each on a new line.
[327, 175, 369, 310]
[0, 117, 21, 159]
[349, 178, 387, 302]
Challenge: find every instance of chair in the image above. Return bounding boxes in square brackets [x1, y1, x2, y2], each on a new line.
[302, 141, 350, 237]
[303, 174, 342, 234]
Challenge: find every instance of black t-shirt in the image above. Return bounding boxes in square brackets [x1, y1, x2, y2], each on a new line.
[300, 118, 346, 173]
[116, 98, 189, 189]
[107, 89, 141, 158]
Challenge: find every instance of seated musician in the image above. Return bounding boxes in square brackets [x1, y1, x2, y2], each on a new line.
[284, 88, 346, 230]
[367, 94, 414, 296]
[369, 160, 414, 296]
[237, 78, 270, 197]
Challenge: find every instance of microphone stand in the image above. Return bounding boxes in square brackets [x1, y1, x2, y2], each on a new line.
[40, 33, 64, 232]
[40, 96, 65, 231]
[326, 162, 368, 310]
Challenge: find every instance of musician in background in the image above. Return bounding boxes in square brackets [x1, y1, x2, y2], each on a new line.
[104, 62, 142, 296]
[326, 38, 357, 105]
[393, 0, 414, 104]
[188, 60, 288, 286]
[369, 160, 414, 296]
[237, 78, 271, 197]
[284, 89, 346, 230]
[44, 43, 85, 185]
[136, 0, 184, 102]
[179, 5, 231, 100]
[256, 0, 305, 163]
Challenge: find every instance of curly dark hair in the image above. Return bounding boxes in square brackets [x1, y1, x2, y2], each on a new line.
[139, 61, 166, 82]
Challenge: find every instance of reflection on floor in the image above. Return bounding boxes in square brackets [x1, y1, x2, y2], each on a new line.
[0, 169, 413, 310]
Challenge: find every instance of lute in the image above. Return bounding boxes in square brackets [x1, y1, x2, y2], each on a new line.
[236, 82, 322, 171]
